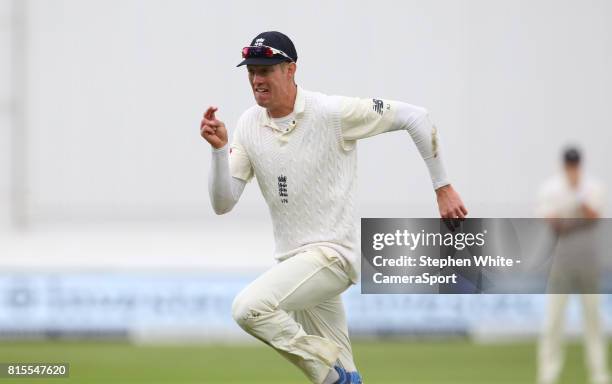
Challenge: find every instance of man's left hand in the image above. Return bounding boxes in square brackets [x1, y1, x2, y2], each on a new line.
[436, 184, 468, 219]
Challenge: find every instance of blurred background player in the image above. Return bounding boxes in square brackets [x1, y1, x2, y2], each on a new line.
[536, 147, 610, 384]
[200, 31, 467, 384]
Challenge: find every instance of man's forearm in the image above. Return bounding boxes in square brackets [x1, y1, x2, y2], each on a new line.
[393, 103, 450, 189]
[580, 203, 600, 219]
[208, 145, 246, 214]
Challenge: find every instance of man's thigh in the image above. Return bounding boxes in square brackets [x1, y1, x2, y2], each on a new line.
[237, 246, 351, 312]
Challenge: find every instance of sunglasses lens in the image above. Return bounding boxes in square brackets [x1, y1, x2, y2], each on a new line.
[242, 46, 275, 59]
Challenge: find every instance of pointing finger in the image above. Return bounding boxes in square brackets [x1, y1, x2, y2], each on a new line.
[204, 106, 215, 120]
[204, 106, 218, 121]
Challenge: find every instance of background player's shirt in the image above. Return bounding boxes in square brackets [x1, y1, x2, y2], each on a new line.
[536, 174, 606, 292]
[536, 174, 605, 218]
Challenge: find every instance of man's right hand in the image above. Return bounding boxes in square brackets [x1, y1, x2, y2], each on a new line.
[200, 106, 228, 149]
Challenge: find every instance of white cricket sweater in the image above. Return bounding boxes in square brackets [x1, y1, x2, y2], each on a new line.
[210, 86, 451, 283]
[234, 89, 361, 281]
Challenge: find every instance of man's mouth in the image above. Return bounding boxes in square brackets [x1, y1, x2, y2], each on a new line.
[255, 87, 269, 94]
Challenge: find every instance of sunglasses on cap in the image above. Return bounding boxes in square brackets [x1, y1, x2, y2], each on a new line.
[241, 45, 294, 62]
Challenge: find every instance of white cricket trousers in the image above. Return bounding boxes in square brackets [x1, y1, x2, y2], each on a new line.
[231, 246, 357, 384]
[538, 294, 610, 384]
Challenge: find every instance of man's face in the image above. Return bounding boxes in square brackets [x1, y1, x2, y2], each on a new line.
[247, 63, 294, 109]
[564, 163, 581, 188]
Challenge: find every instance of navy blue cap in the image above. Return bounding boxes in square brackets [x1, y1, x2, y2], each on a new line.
[563, 147, 581, 165]
[237, 31, 298, 67]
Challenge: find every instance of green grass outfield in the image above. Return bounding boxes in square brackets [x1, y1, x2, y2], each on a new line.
[0, 340, 607, 384]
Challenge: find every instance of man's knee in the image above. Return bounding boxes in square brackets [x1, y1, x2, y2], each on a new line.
[231, 289, 272, 330]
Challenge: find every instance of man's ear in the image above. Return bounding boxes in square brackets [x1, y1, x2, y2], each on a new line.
[287, 62, 297, 78]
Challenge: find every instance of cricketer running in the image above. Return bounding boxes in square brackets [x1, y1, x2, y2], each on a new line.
[200, 31, 467, 384]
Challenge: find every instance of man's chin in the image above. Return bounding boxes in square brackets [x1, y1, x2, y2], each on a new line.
[254, 96, 270, 108]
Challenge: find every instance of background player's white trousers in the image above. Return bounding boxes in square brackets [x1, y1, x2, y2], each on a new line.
[538, 294, 610, 384]
[231, 246, 356, 384]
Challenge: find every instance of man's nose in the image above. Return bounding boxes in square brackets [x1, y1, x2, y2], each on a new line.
[252, 74, 264, 85]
